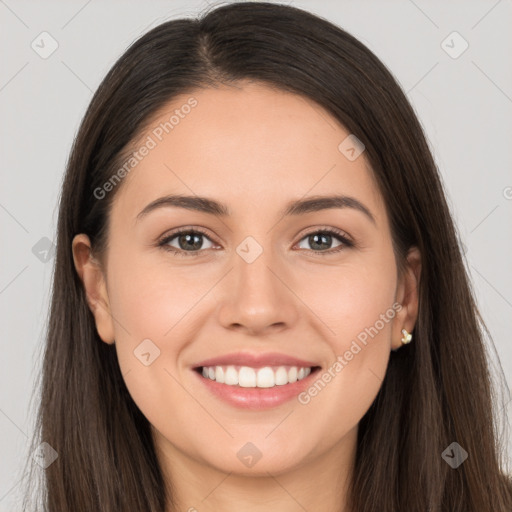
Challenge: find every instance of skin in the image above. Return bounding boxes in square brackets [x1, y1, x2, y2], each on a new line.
[73, 81, 421, 512]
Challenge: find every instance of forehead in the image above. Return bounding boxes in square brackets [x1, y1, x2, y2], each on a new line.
[111, 81, 386, 224]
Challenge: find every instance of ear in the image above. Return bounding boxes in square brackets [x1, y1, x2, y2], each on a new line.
[391, 246, 421, 351]
[72, 234, 115, 345]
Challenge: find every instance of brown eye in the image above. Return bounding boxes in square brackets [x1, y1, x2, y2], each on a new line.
[159, 228, 216, 257]
[296, 228, 353, 254]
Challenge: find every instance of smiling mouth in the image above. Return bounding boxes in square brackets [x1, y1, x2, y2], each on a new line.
[195, 365, 322, 388]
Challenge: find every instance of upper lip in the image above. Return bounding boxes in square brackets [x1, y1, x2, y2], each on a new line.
[193, 351, 320, 369]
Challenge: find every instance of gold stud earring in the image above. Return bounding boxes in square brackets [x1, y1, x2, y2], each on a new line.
[401, 328, 412, 345]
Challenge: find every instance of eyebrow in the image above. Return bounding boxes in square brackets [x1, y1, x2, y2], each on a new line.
[136, 193, 376, 225]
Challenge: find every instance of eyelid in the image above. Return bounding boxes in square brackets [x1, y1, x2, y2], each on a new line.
[295, 225, 353, 244]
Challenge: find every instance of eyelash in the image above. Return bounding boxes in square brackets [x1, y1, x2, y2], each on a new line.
[157, 226, 354, 258]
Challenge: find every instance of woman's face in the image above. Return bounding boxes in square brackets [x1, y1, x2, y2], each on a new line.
[74, 81, 420, 477]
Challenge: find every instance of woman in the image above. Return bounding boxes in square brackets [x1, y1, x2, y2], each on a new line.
[24, 2, 511, 511]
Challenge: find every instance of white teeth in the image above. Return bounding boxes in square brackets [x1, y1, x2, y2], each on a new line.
[200, 365, 314, 388]
[215, 366, 225, 384]
[239, 367, 256, 387]
[275, 367, 288, 385]
[224, 366, 239, 385]
[256, 367, 275, 388]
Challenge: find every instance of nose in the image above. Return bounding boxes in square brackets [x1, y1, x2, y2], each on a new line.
[216, 243, 300, 336]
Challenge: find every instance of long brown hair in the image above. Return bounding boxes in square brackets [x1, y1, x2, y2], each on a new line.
[23, 2, 511, 511]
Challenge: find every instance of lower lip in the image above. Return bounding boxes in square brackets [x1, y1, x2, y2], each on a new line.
[193, 368, 320, 410]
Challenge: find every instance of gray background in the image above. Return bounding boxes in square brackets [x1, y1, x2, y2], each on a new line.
[1, 0, 511, 509]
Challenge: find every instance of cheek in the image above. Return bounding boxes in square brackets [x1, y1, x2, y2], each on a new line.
[107, 249, 208, 341]
[301, 255, 397, 351]
[296, 253, 397, 414]
[104, 251, 206, 431]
